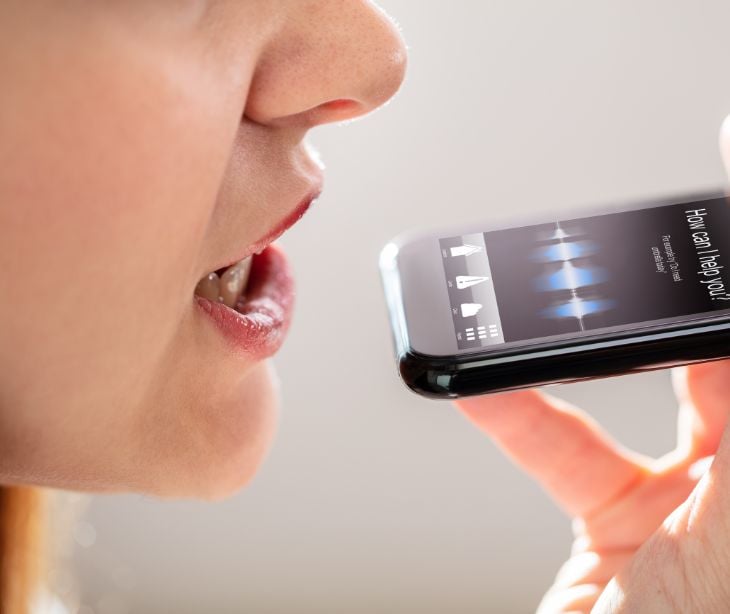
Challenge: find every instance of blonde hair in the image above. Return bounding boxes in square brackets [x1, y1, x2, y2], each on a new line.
[0, 486, 45, 614]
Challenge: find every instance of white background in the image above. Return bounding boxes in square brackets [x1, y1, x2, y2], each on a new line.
[73, 2, 730, 612]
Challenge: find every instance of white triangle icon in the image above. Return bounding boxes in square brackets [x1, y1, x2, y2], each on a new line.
[456, 275, 489, 290]
[450, 244, 482, 257]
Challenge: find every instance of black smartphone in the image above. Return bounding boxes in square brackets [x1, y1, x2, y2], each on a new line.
[379, 191, 730, 399]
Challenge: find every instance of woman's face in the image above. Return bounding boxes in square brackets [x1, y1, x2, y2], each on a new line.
[0, 1, 406, 497]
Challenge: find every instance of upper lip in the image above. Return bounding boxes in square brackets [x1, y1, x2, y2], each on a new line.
[205, 184, 323, 276]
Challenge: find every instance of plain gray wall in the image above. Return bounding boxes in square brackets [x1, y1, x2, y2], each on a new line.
[70, 2, 730, 612]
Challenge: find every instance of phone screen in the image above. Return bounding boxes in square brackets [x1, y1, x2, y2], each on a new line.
[439, 196, 730, 350]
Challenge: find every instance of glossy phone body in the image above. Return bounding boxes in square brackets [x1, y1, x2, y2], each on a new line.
[380, 191, 730, 399]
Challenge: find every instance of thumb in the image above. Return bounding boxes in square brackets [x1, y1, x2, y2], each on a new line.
[673, 361, 730, 459]
[593, 420, 730, 611]
[720, 113, 730, 173]
[592, 115, 730, 612]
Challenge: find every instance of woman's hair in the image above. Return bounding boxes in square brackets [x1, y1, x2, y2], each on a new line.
[0, 486, 45, 614]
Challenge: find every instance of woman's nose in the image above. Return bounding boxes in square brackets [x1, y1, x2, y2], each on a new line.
[245, 0, 407, 128]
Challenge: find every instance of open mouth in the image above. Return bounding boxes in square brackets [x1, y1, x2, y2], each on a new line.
[194, 256, 254, 311]
[192, 189, 320, 358]
[193, 245, 295, 358]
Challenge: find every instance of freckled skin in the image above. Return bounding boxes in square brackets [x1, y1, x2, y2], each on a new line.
[0, 0, 406, 499]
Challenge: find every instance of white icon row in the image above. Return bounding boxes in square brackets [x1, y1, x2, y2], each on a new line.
[465, 325, 500, 341]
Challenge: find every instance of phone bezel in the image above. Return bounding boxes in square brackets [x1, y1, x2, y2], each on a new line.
[382, 246, 730, 398]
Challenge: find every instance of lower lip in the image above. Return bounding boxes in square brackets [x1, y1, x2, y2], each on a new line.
[194, 244, 295, 359]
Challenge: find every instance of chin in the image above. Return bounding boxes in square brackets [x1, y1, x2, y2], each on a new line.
[142, 360, 280, 501]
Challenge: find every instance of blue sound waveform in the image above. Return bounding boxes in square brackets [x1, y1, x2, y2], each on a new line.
[531, 241, 597, 263]
[534, 262, 608, 292]
[541, 298, 615, 319]
[536, 226, 583, 242]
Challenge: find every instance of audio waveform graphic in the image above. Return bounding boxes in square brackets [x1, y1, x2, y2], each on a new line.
[532, 221, 612, 331]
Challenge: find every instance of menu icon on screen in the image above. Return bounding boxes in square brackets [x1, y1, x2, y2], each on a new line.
[455, 275, 489, 290]
[440, 233, 504, 349]
[460, 303, 483, 318]
[450, 244, 482, 257]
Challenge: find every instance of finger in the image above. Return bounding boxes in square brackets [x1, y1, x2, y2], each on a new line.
[538, 551, 634, 613]
[537, 583, 603, 614]
[593, 444, 729, 613]
[455, 389, 647, 517]
[672, 361, 730, 459]
[552, 549, 635, 590]
[576, 456, 710, 551]
[719, 113, 730, 173]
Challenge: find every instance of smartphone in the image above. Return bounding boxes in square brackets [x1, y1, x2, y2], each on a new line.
[379, 191, 730, 398]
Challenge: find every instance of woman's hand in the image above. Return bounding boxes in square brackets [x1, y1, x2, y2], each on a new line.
[455, 360, 730, 612]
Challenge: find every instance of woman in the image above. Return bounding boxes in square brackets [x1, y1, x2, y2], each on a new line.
[1, 2, 729, 613]
[0, 1, 406, 610]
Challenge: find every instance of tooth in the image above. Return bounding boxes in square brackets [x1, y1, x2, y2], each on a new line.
[194, 272, 221, 302]
[219, 257, 253, 308]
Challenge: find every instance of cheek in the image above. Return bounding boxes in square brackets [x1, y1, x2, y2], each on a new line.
[0, 76, 222, 429]
[0, 22, 256, 490]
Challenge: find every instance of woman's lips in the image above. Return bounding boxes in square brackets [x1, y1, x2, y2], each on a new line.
[194, 244, 294, 359]
[204, 189, 321, 277]
[193, 186, 321, 358]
